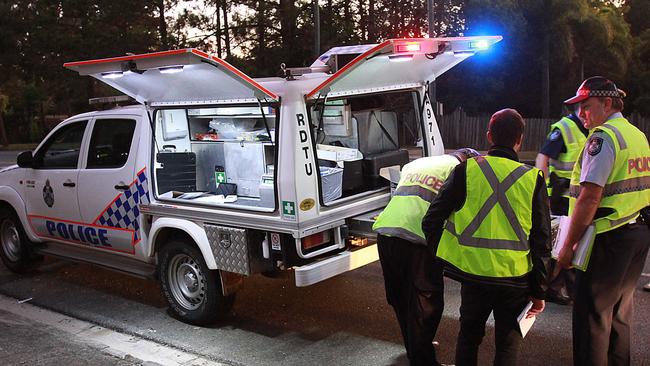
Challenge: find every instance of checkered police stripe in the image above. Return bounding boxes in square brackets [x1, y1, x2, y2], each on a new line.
[95, 169, 150, 243]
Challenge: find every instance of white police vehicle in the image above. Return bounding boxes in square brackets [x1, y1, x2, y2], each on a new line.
[0, 37, 499, 325]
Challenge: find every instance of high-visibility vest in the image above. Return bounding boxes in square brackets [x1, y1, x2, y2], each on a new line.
[373, 154, 460, 244]
[569, 117, 650, 234]
[547, 117, 587, 197]
[437, 156, 540, 278]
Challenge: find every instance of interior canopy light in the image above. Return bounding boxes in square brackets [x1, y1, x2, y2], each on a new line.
[388, 54, 414, 62]
[159, 65, 184, 74]
[101, 71, 124, 79]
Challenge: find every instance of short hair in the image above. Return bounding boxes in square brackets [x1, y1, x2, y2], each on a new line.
[488, 108, 525, 148]
[600, 97, 624, 112]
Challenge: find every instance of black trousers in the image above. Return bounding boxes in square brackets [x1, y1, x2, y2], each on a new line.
[455, 282, 529, 366]
[377, 234, 444, 366]
[573, 222, 650, 366]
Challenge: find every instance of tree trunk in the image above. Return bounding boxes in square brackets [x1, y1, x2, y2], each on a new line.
[223, 0, 231, 58]
[579, 58, 584, 82]
[157, 0, 168, 49]
[216, 0, 222, 57]
[0, 112, 8, 147]
[255, 0, 267, 73]
[542, 36, 550, 117]
[357, 0, 366, 41]
[368, 0, 376, 41]
[279, 0, 296, 54]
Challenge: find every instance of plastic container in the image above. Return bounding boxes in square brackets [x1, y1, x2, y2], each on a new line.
[320, 167, 343, 203]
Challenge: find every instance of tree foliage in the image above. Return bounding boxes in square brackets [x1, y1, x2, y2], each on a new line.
[0, 0, 648, 142]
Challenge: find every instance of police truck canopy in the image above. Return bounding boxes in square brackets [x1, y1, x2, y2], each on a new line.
[64, 49, 279, 106]
[307, 36, 502, 99]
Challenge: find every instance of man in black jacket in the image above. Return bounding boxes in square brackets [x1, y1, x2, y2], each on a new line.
[422, 109, 552, 366]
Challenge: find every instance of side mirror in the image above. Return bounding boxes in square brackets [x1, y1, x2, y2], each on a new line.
[17, 151, 33, 168]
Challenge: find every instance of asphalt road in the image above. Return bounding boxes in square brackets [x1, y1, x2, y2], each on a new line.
[0, 256, 649, 366]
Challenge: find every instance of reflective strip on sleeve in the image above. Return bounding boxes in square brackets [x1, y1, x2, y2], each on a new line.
[394, 185, 437, 203]
[602, 176, 650, 197]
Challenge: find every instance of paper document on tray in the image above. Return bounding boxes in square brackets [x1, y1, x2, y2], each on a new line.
[517, 301, 535, 338]
[551, 216, 596, 271]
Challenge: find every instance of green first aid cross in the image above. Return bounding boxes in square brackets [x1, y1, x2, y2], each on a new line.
[282, 201, 295, 216]
[215, 171, 226, 183]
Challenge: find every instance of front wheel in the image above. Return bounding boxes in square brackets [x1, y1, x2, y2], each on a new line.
[0, 210, 38, 273]
[158, 239, 235, 325]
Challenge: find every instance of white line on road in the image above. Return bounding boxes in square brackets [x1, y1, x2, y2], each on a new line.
[0, 294, 227, 366]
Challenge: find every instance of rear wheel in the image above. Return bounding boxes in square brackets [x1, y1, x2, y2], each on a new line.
[159, 239, 235, 325]
[0, 209, 38, 273]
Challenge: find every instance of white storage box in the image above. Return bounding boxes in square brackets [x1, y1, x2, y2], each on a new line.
[320, 167, 343, 203]
[316, 144, 363, 162]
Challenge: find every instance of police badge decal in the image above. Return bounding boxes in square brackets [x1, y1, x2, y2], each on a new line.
[43, 179, 54, 207]
[587, 137, 603, 156]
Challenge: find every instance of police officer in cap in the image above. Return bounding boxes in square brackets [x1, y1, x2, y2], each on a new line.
[423, 109, 551, 366]
[373, 148, 480, 366]
[558, 76, 650, 366]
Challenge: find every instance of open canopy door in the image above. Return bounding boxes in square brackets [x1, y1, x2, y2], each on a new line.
[64, 49, 278, 106]
[307, 36, 502, 99]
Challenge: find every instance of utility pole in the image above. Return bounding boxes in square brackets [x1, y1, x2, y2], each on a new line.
[314, 0, 320, 58]
[427, 0, 435, 39]
[427, 0, 436, 118]
[541, 0, 550, 118]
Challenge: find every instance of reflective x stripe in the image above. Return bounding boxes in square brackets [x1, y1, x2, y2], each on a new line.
[600, 124, 627, 150]
[455, 157, 533, 251]
[394, 185, 437, 203]
[549, 159, 574, 172]
[571, 176, 650, 198]
[445, 220, 525, 251]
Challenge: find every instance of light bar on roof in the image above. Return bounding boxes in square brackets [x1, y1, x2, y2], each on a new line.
[395, 43, 421, 53]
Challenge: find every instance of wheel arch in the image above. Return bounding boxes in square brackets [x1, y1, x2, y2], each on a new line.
[148, 218, 217, 269]
[0, 186, 40, 242]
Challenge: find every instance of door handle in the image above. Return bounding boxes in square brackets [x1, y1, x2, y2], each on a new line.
[114, 184, 129, 191]
[62, 182, 76, 187]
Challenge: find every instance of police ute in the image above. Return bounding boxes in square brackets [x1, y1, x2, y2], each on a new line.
[0, 36, 500, 325]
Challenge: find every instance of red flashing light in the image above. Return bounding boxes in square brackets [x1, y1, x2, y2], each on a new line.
[395, 43, 421, 53]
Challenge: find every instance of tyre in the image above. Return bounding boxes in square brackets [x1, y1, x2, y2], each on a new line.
[0, 209, 38, 273]
[158, 239, 235, 325]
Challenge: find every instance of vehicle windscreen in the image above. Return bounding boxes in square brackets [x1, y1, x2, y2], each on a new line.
[309, 90, 424, 204]
[153, 104, 277, 211]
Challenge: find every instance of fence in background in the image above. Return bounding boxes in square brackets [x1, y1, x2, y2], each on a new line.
[437, 109, 650, 151]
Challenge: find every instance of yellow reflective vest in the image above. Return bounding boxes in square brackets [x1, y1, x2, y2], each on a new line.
[547, 117, 587, 197]
[569, 117, 650, 234]
[437, 156, 541, 278]
[373, 154, 460, 244]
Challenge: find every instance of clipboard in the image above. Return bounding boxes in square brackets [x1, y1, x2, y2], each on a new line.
[551, 216, 596, 271]
[517, 301, 535, 338]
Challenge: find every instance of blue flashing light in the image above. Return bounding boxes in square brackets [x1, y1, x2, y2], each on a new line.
[470, 39, 490, 50]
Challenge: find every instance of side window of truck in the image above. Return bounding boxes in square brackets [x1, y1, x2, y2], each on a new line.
[154, 105, 277, 211]
[33, 121, 88, 169]
[86, 119, 136, 169]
